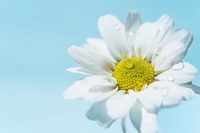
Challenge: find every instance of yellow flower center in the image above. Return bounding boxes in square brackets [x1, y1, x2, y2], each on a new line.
[113, 57, 155, 92]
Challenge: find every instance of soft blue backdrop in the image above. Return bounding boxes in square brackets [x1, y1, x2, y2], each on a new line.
[0, 0, 200, 133]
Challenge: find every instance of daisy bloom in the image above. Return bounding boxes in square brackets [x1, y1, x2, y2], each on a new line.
[63, 10, 200, 133]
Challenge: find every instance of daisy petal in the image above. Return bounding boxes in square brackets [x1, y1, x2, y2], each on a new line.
[153, 41, 186, 74]
[149, 81, 195, 107]
[165, 29, 193, 49]
[82, 75, 117, 101]
[121, 117, 127, 133]
[129, 103, 158, 133]
[82, 75, 117, 87]
[182, 84, 200, 95]
[98, 14, 130, 60]
[86, 38, 116, 62]
[125, 10, 141, 52]
[151, 15, 174, 61]
[133, 22, 159, 61]
[154, 15, 174, 43]
[106, 90, 136, 119]
[125, 10, 141, 34]
[86, 100, 115, 128]
[155, 14, 174, 30]
[63, 76, 116, 100]
[63, 80, 91, 99]
[83, 88, 118, 102]
[156, 62, 198, 84]
[154, 29, 193, 56]
[68, 45, 114, 75]
[66, 67, 91, 75]
[137, 87, 162, 113]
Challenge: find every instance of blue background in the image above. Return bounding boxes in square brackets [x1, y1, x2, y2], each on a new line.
[0, 0, 200, 133]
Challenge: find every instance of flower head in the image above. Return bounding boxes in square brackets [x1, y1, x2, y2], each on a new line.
[63, 11, 199, 133]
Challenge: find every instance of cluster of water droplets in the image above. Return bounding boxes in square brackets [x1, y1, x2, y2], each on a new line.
[166, 62, 185, 82]
[113, 24, 135, 37]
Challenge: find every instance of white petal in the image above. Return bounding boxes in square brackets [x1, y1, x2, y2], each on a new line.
[83, 75, 117, 87]
[106, 90, 136, 119]
[125, 10, 141, 53]
[181, 84, 200, 95]
[164, 28, 193, 49]
[63, 75, 116, 100]
[68, 45, 115, 75]
[133, 22, 159, 61]
[82, 76, 117, 101]
[86, 100, 115, 128]
[153, 41, 186, 74]
[121, 117, 127, 133]
[136, 87, 162, 113]
[66, 67, 91, 75]
[155, 62, 198, 84]
[129, 103, 158, 133]
[151, 15, 174, 62]
[125, 10, 141, 34]
[63, 80, 91, 99]
[152, 29, 193, 62]
[149, 81, 195, 107]
[154, 15, 174, 46]
[98, 14, 130, 60]
[155, 15, 174, 30]
[83, 88, 118, 102]
[86, 38, 116, 62]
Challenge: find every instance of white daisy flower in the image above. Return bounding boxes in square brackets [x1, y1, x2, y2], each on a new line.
[63, 10, 200, 133]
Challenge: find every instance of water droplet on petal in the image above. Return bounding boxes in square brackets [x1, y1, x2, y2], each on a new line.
[125, 61, 134, 69]
[168, 75, 175, 82]
[161, 88, 168, 96]
[154, 47, 162, 56]
[129, 32, 134, 36]
[146, 116, 153, 124]
[172, 62, 184, 70]
[91, 62, 95, 66]
[121, 54, 126, 58]
[114, 24, 120, 31]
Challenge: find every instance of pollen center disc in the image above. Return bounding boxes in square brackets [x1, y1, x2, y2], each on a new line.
[113, 57, 155, 92]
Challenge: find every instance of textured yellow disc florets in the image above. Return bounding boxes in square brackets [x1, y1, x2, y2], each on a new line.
[113, 57, 154, 92]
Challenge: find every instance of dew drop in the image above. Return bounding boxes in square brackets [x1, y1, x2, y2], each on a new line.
[129, 32, 134, 36]
[172, 62, 184, 70]
[168, 75, 175, 82]
[154, 47, 162, 56]
[91, 62, 95, 66]
[121, 54, 126, 58]
[125, 61, 134, 69]
[114, 24, 120, 31]
[161, 88, 168, 96]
